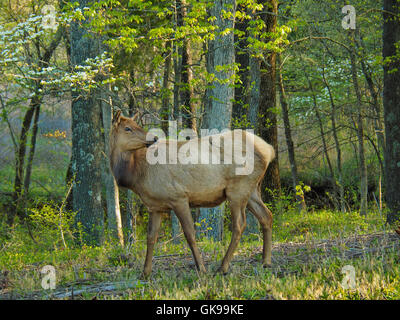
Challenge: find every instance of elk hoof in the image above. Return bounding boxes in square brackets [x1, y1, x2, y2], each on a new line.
[198, 266, 207, 274]
[140, 271, 151, 280]
[215, 267, 229, 276]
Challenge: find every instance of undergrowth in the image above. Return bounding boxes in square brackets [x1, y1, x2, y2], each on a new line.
[1, 201, 398, 300]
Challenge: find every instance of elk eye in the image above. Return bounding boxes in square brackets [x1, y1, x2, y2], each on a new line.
[125, 127, 132, 132]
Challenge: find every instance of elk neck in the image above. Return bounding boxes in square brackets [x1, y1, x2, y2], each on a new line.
[111, 147, 148, 191]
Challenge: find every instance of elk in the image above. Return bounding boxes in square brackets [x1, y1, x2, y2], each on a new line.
[110, 111, 275, 277]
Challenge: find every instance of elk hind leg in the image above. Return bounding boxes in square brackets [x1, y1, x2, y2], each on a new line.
[246, 189, 273, 267]
[219, 200, 247, 274]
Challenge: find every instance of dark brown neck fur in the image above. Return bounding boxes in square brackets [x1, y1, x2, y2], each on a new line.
[111, 147, 148, 191]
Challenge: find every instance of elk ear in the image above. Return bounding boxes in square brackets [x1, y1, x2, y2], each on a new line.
[132, 112, 140, 122]
[112, 110, 122, 125]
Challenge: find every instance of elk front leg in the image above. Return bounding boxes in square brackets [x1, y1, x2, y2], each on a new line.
[143, 212, 162, 277]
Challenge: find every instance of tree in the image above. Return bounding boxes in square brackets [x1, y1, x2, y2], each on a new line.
[178, 0, 196, 131]
[258, 0, 281, 203]
[233, 8, 260, 236]
[278, 55, 306, 212]
[0, 1, 63, 224]
[100, 93, 124, 246]
[383, 0, 400, 233]
[197, 0, 236, 241]
[321, 63, 344, 212]
[349, 30, 368, 216]
[70, 0, 105, 245]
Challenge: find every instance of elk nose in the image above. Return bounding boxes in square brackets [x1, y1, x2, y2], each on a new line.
[146, 135, 158, 147]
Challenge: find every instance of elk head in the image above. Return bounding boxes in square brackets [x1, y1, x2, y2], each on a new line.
[111, 110, 158, 152]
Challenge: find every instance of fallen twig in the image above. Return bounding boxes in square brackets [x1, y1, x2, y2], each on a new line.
[50, 280, 146, 299]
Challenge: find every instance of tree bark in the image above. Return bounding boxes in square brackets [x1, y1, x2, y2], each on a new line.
[161, 41, 172, 134]
[173, 31, 182, 126]
[70, 0, 105, 245]
[101, 94, 124, 246]
[198, 0, 235, 241]
[171, 18, 182, 241]
[180, 36, 196, 131]
[355, 32, 385, 209]
[383, 0, 400, 232]
[125, 89, 137, 243]
[180, 40, 195, 131]
[349, 31, 368, 216]
[355, 31, 385, 162]
[234, 14, 259, 236]
[233, 15, 249, 128]
[258, 0, 281, 203]
[11, 93, 40, 223]
[23, 104, 40, 196]
[248, 57, 260, 128]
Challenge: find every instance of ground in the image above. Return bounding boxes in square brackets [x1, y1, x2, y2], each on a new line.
[1, 212, 399, 300]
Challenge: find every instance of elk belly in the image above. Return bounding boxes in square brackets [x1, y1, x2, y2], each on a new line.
[189, 188, 226, 208]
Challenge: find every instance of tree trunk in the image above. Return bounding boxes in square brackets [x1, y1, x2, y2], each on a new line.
[161, 41, 172, 134]
[11, 94, 40, 223]
[171, 16, 183, 242]
[233, 15, 249, 128]
[383, 0, 400, 233]
[258, 0, 280, 203]
[355, 31, 385, 206]
[248, 57, 260, 128]
[101, 94, 124, 246]
[278, 58, 306, 212]
[321, 66, 344, 212]
[9, 26, 63, 224]
[356, 31, 385, 161]
[23, 104, 40, 196]
[125, 89, 137, 243]
[179, 1, 196, 131]
[173, 32, 182, 125]
[306, 71, 337, 209]
[198, 0, 235, 241]
[234, 15, 259, 237]
[70, 0, 105, 245]
[350, 31, 368, 216]
[245, 55, 262, 234]
[180, 38, 195, 131]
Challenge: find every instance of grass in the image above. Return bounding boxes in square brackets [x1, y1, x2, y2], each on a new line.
[0, 206, 399, 300]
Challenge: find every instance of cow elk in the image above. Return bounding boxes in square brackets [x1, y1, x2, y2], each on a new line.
[110, 111, 275, 277]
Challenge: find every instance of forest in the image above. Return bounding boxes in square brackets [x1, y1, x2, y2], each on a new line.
[0, 0, 399, 300]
